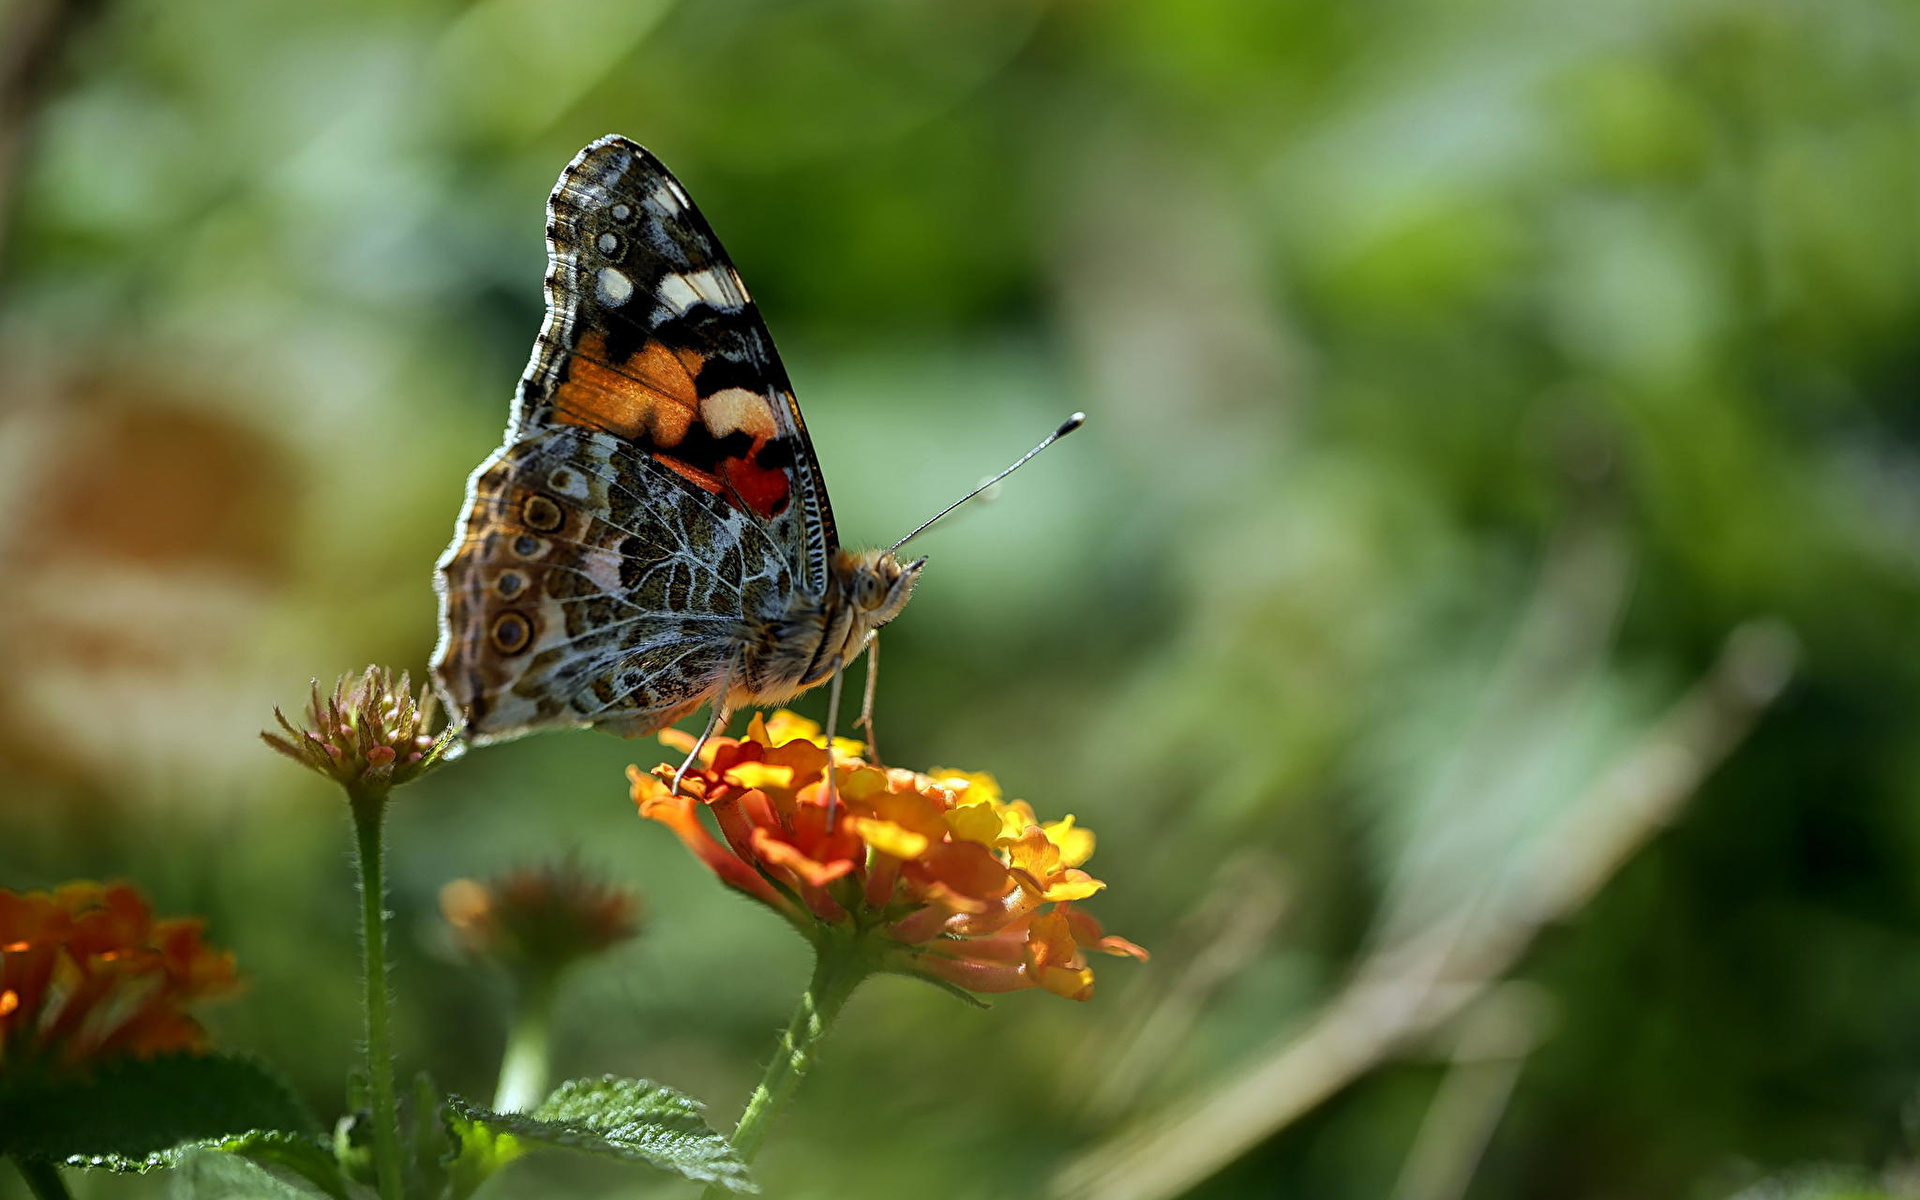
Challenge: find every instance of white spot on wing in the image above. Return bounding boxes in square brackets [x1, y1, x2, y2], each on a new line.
[651, 180, 685, 214]
[701, 387, 778, 440]
[610, 203, 632, 220]
[596, 267, 634, 306]
[597, 233, 618, 254]
[655, 267, 747, 315]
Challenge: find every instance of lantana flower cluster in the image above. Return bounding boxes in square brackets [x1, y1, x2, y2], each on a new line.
[631, 712, 1146, 1001]
[0, 881, 237, 1075]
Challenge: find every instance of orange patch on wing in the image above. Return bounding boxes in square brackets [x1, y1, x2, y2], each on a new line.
[553, 334, 707, 446]
[653, 453, 726, 495]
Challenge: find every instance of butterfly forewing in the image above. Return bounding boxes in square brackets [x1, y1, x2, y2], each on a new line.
[433, 136, 838, 742]
[519, 137, 836, 578]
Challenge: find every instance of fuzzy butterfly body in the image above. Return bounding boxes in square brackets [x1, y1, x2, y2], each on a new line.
[433, 136, 921, 745]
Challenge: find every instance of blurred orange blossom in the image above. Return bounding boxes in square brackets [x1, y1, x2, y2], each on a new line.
[0, 881, 237, 1075]
[441, 861, 643, 978]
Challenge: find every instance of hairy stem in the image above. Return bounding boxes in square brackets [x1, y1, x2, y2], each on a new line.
[349, 787, 405, 1200]
[700, 940, 872, 1197]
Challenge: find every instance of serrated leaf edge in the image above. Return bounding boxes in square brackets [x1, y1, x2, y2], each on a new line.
[447, 1078, 757, 1194]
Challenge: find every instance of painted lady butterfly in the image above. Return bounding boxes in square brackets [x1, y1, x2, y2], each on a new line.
[432, 136, 1077, 754]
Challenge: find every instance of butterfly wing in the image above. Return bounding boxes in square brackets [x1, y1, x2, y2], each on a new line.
[514, 136, 838, 573]
[433, 136, 834, 742]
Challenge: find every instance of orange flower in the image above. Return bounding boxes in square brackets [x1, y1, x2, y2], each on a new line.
[0, 881, 238, 1076]
[630, 712, 1146, 1001]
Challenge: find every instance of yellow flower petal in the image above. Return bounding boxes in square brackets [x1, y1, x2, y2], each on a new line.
[998, 800, 1039, 842]
[764, 710, 822, 746]
[946, 803, 1004, 846]
[1043, 815, 1096, 868]
[847, 817, 930, 860]
[759, 709, 865, 758]
[839, 766, 888, 803]
[1043, 877, 1106, 902]
[726, 762, 794, 792]
[1038, 964, 1096, 1001]
[929, 768, 1002, 806]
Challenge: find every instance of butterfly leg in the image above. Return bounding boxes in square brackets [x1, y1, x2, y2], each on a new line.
[821, 662, 845, 824]
[858, 633, 882, 765]
[671, 695, 731, 796]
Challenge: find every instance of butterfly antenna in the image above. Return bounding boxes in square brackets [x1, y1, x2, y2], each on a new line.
[886, 412, 1086, 555]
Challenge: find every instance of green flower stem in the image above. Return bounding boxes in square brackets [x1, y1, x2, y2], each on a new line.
[349, 786, 405, 1200]
[701, 937, 874, 1197]
[493, 972, 559, 1113]
[11, 1159, 73, 1200]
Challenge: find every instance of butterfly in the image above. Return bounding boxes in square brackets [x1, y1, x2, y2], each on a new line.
[430, 133, 919, 749]
[431, 135, 1076, 757]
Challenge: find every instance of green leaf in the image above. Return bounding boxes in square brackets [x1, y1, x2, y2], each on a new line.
[447, 1076, 756, 1193]
[156, 1132, 353, 1200]
[0, 1054, 319, 1167]
[441, 1106, 521, 1200]
[168, 1146, 340, 1200]
[332, 1112, 374, 1189]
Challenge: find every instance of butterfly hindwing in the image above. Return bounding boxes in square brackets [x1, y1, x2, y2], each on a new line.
[435, 426, 799, 741]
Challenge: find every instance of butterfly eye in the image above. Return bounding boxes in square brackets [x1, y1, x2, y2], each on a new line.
[855, 570, 888, 612]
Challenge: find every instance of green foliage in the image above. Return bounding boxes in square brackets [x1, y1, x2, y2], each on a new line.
[0, 1054, 318, 1168]
[444, 1077, 756, 1195]
[0, 1068, 749, 1199]
[169, 1148, 338, 1200]
[1730, 1167, 1894, 1200]
[9, 0, 1920, 1196]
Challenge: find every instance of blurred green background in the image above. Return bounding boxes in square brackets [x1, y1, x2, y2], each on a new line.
[4, 0, 1920, 1196]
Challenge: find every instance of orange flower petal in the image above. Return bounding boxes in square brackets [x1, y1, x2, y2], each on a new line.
[1062, 906, 1149, 959]
[910, 841, 1016, 904]
[631, 767, 799, 919]
[887, 905, 953, 944]
[1007, 826, 1063, 879]
[1025, 908, 1081, 974]
[915, 880, 993, 917]
[864, 853, 902, 909]
[750, 828, 856, 890]
[911, 953, 1032, 995]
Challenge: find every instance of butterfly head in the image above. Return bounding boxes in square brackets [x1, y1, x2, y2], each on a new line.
[835, 547, 924, 635]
